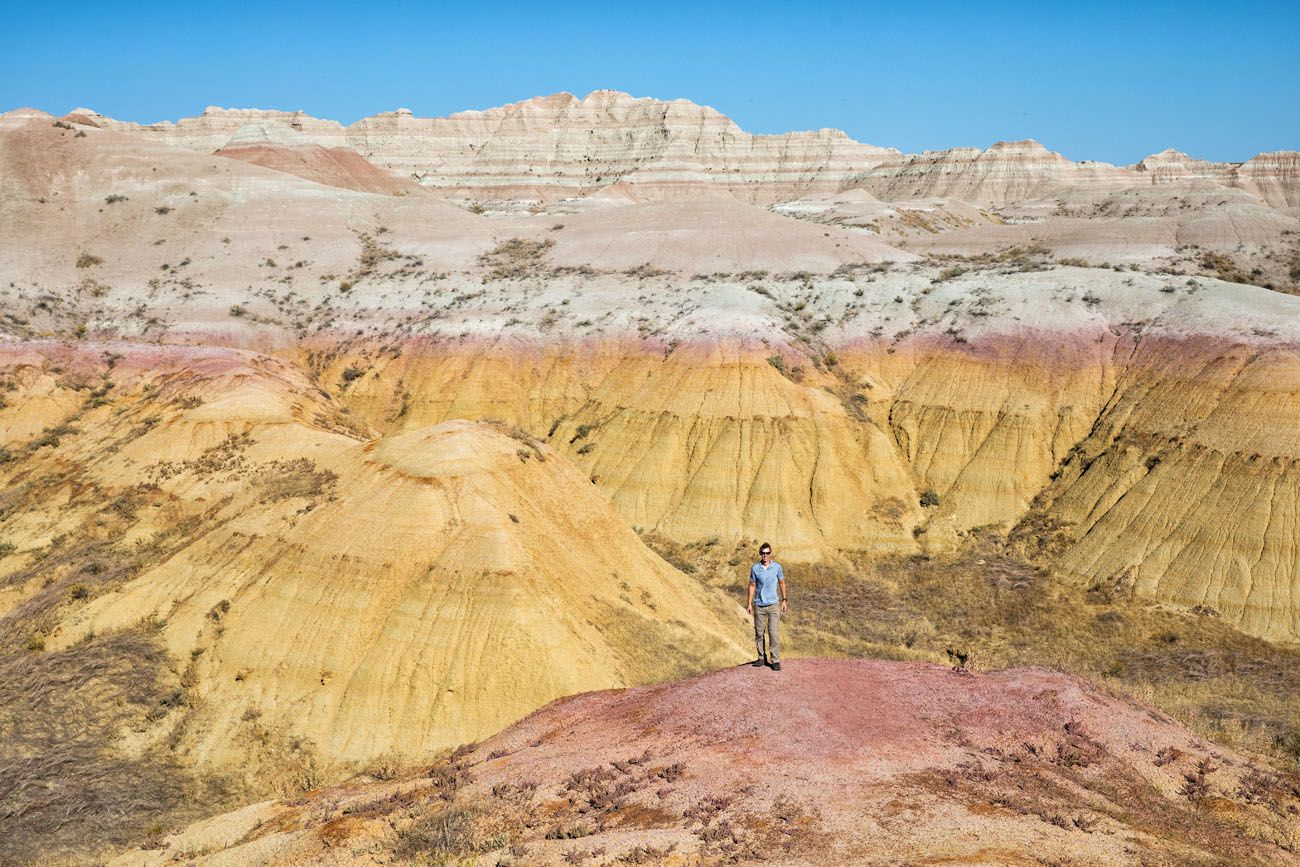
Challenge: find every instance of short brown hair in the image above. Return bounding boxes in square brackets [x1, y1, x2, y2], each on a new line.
[759, 542, 772, 554]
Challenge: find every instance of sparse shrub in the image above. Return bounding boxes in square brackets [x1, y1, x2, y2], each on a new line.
[364, 751, 406, 781]
[624, 263, 670, 279]
[478, 238, 555, 281]
[104, 194, 128, 205]
[545, 821, 592, 840]
[76, 253, 103, 269]
[657, 762, 686, 782]
[1280, 727, 1300, 761]
[919, 489, 941, 508]
[154, 206, 172, 215]
[29, 424, 79, 450]
[395, 806, 483, 860]
[257, 459, 337, 503]
[229, 304, 246, 317]
[338, 364, 367, 389]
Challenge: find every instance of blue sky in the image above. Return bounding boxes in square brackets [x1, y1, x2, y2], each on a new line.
[3, 0, 1296, 164]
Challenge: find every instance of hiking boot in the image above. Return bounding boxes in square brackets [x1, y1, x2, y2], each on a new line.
[771, 662, 781, 671]
[751, 658, 765, 667]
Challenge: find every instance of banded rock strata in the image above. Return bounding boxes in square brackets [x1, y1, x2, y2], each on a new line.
[39, 95, 1299, 214]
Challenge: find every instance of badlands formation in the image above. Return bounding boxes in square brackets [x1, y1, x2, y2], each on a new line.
[2, 92, 1300, 862]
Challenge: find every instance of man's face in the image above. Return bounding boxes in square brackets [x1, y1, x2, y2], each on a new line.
[760, 548, 772, 563]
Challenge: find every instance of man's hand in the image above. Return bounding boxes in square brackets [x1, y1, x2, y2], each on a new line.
[746, 603, 753, 615]
[780, 599, 788, 613]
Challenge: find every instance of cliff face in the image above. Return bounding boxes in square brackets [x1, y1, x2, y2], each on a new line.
[60, 96, 1300, 213]
[1234, 150, 1300, 210]
[855, 139, 1137, 206]
[853, 140, 1300, 213]
[89, 91, 899, 204]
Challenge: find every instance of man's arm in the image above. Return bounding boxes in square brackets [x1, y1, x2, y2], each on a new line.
[778, 577, 788, 612]
[746, 575, 755, 613]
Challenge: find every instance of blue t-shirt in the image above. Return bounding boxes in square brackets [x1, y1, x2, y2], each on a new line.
[750, 561, 783, 606]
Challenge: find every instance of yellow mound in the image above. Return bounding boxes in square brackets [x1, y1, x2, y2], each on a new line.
[57, 417, 745, 778]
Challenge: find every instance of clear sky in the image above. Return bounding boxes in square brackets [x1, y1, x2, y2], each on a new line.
[3, 0, 1296, 164]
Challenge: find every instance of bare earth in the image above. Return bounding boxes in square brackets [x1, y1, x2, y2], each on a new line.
[113, 660, 1300, 865]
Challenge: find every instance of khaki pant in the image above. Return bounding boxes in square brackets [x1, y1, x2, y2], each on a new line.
[753, 603, 781, 663]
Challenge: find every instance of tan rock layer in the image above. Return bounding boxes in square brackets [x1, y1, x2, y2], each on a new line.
[85, 91, 899, 205]
[305, 329, 1300, 642]
[73, 97, 1299, 210]
[854, 140, 1300, 210]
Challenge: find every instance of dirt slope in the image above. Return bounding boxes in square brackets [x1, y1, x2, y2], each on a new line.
[112, 659, 1300, 865]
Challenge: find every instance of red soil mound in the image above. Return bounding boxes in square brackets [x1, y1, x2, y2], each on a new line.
[215, 142, 423, 196]
[122, 660, 1300, 865]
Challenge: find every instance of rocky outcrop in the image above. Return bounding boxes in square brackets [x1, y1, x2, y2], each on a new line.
[94, 106, 348, 152]
[213, 121, 424, 195]
[854, 139, 1136, 206]
[85, 91, 902, 205]
[1133, 147, 1235, 184]
[72, 96, 1300, 212]
[855, 140, 1300, 213]
[1233, 150, 1300, 210]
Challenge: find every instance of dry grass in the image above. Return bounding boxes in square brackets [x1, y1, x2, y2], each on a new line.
[257, 458, 338, 504]
[1198, 251, 1276, 289]
[0, 626, 220, 863]
[0, 476, 236, 862]
[478, 238, 555, 281]
[394, 805, 488, 862]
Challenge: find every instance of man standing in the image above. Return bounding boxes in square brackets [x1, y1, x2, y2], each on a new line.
[746, 542, 787, 670]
